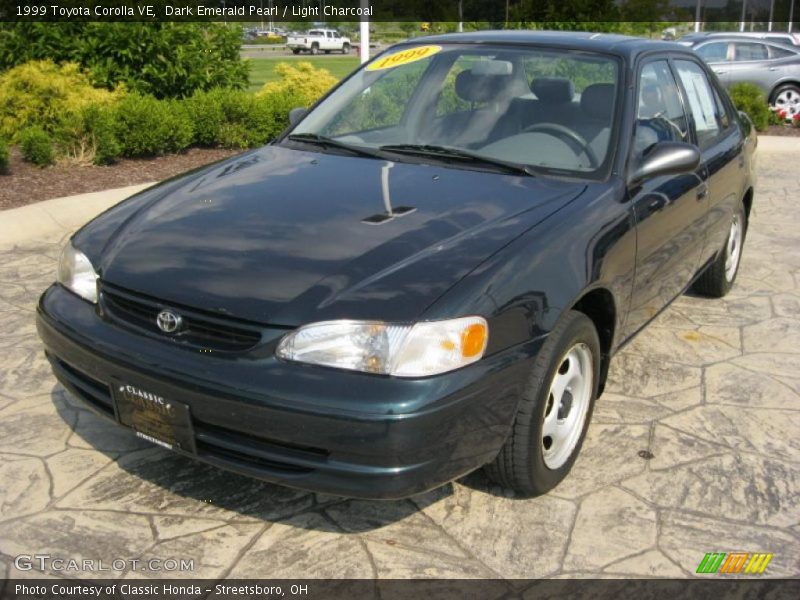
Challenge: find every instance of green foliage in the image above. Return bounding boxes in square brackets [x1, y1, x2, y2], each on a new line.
[184, 87, 294, 148]
[20, 127, 55, 166]
[256, 62, 338, 107]
[0, 60, 119, 140]
[57, 104, 121, 165]
[112, 94, 193, 157]
[0, 138, 8, 174]
[729, 83, 770, 132]
[0, 23, 249, 99]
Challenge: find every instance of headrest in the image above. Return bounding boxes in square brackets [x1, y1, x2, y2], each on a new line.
[531, 77, 574, 104]
[580, 83, 616, 121]
[455, 70, 513, 103]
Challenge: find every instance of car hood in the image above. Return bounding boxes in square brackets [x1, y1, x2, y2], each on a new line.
[85, 145, 585, 325]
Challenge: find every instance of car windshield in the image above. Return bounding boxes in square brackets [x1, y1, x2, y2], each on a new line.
[287, 44, 621, 177]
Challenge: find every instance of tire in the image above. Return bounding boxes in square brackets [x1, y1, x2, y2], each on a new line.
[770, 83, 800, 119]
[485, 311, 601, 496]
[692, 199, 747, 298]
[310, 44, 319, 56]
[291, 49, 300, 55]
[342, 44, 351, 55]
[324, 50, 331, 54]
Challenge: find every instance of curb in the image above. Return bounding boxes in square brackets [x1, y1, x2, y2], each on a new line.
[0, 182, 154, 251]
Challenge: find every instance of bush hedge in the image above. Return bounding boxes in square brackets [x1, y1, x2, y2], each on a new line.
[729, 83, 770, 132]
[112, 94, 194, 157]
[2, 59, 337, 166]
[0, 138, 8, 174]
[257, 62, 338, 107]
[0, 23, 248, 99]
[0, 60, 119, 140]
[20, 127, 55, 166]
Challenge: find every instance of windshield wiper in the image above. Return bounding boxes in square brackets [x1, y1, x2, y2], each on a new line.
[379, 144, 537, 177]
[285, 133, 381, 159]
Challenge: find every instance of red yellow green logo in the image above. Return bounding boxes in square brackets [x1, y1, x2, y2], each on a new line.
[696, 552, 773, 575]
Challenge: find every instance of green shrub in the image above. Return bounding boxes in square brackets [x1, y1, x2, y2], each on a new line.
[256, 62, 338, 107]
[729, 83, 770, 132]
[0, 23, 249, 99]
[185, 88, 293, 149]
[0, 138, 8, 174]
[57, 104, 121, 165]
[112, 94, 193, 157]
[0, 60, 120, 140]
[20, 127, 55, 166]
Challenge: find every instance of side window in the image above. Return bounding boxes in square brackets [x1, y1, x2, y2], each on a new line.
[696, 42, 729, 62]
[674, 60, 722, 148]
[733, 42, 769, 61]
[633, 60, 689, 158]
[769, 45, 795, 59]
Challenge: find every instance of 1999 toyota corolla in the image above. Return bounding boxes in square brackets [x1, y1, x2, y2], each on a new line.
[37, 32, 756, 499]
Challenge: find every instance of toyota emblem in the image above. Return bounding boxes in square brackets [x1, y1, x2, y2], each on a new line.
[156, 310, 182, 333]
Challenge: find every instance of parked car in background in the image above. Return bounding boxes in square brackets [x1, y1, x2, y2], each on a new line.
[38, 32, 757, 499]
[286, 28, 351, 54]
[679, 31, 800, 47]
[684, 36, 800, 117]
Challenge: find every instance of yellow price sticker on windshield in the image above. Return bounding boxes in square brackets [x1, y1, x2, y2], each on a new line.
[366, 45, 442, 71]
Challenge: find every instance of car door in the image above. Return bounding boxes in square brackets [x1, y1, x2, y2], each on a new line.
[694, 41, 732, 86]
[723, 41, 774, 96]
[623, 58, 708, 338]
[673, 58, 745, 272]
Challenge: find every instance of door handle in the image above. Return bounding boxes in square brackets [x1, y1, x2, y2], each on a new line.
[714, 70, 726, 75]
[696, 186, 709, 200]
[768, 67, 779, 72]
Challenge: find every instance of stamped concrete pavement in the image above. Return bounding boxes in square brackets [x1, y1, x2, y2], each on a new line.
[0, 138, 797, 582]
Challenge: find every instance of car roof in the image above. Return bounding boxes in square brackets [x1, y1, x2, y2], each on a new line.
[406, 30, 690, 59]
[686, 36, 800, 51]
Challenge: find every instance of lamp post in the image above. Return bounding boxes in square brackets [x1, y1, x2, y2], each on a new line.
[739, 0, 747, 32]
[359, 0, 370, 64]
[694, 0, 702, 32]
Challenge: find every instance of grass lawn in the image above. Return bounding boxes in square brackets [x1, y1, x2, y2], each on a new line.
[247, 56, 360, 92]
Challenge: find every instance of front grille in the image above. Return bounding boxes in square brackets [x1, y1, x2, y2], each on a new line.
[46, 352, 114, 417]
[194, 419, 328, 475]
[100, 282, 263, 352]
[47, 352, 324, 475]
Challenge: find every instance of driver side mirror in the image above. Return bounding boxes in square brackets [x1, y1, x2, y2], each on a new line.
[628, 141, 701, 186]
[288, 107, 307, 127]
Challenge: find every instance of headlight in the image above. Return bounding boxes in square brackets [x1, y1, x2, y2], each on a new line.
[276, 316, 488, 377]
[57, 242, 98, 303]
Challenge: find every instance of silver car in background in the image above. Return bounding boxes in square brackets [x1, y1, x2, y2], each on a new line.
[682, 36, 800, 117]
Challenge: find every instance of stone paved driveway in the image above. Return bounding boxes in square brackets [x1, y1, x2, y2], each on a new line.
[0, 141, 798, 581]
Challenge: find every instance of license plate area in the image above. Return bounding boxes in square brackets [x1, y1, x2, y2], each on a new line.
[112, 381, 196, 453]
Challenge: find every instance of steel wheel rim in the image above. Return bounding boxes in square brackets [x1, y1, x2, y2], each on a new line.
[775, 89, 800, 117]
[724, 212, 743, 282]
[542, 343, 593, 470]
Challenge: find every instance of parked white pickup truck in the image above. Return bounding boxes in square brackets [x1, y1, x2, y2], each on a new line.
[286, 29, 351, 55]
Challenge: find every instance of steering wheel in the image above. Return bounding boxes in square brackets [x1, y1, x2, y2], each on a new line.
[521, 123, 599, 168]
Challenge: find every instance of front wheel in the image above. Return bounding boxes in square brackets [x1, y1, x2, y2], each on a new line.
[692, 199, 746, 298]
[291, 48, 300, 55]
[485, 311, 600, 496]
[342, 44, 351, 55]
[310, 44, 319, 55]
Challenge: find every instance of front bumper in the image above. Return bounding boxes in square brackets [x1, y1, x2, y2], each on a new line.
[37, 284, 542, 499]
